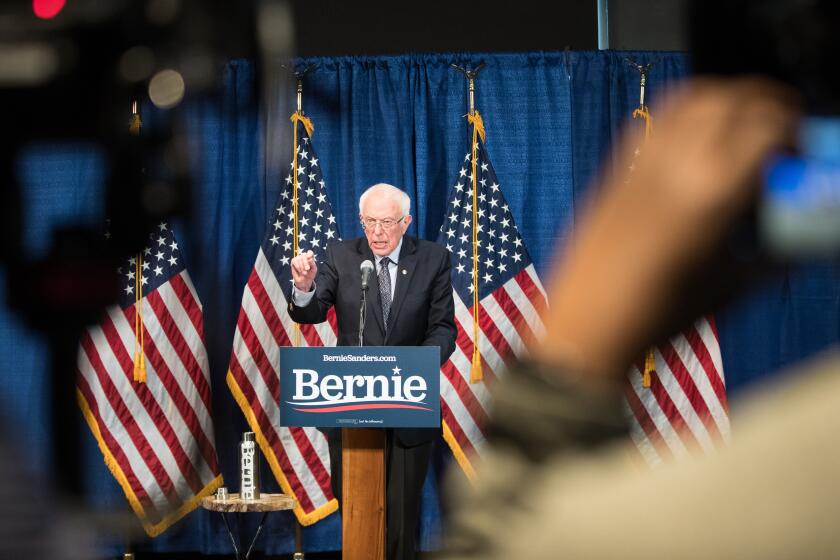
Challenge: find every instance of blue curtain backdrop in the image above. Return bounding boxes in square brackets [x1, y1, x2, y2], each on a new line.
[2, 50, 839, 556]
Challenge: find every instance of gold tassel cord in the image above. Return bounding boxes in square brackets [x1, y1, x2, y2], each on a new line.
[642, 348, 655, 389]
[129, 113, 142, 136]
[291, 112, 314, 137]
[292, 113, 300, 348]
[632, 106, 653, 142]
[632, 105, 654, 388]
[289, 113, 314, 348]
[133, 255, 147, 383]
[468, 111, 484, 383]
[467, 111, 486, 143]
[133, 258, 139, 379]
[129, 101, 146, 382]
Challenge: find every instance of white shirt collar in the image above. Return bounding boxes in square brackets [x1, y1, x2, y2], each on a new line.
[374, 237, 402, 266]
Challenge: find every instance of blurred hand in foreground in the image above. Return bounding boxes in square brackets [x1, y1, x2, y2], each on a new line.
[536, 77, 798, 383]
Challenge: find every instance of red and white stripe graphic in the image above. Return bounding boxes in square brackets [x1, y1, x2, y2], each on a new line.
[77, 267, 222, 537]
[625, 315, 731, 466]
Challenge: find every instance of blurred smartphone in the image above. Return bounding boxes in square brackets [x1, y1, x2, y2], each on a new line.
[761, 117, 840, 257]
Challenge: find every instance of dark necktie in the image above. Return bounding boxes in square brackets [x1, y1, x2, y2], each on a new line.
[378, 257, 392, 330]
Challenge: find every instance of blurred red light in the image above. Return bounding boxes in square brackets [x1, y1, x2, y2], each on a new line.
[33, 0, 66, 19]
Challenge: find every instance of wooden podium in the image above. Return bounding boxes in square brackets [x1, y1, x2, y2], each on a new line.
[342, 429, 385, 560]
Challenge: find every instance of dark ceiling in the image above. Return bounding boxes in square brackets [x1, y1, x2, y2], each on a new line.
[291, 0, 597, 57]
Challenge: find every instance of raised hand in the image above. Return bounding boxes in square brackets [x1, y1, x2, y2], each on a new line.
[290, 250, 317, 292]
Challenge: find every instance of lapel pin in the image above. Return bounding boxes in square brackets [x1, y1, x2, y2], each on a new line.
[402, 269, 407, 275]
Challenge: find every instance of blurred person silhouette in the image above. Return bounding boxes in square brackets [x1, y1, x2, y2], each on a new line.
[438, 77, 840, 559]
[0, 413, 97, 560]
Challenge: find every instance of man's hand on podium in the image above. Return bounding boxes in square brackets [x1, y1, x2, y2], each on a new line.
[290, 250, 317, 292]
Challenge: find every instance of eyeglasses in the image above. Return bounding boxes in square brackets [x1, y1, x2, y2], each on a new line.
[360, 216, 405, 231]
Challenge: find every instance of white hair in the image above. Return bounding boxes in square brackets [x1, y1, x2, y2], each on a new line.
[359, 183, 411, 216]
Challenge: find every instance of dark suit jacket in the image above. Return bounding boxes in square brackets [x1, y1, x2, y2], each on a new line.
[287, 235, 457, 446]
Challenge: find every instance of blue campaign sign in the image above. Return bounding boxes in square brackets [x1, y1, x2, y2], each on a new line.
[279, 346, 440, 428]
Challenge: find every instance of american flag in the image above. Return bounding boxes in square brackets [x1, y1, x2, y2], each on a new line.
[76, 222, 222, 537]
[437, 115, 547, 479]
[623, 107, 731, 465]
[626, 317, 731, 465]
[226, 116, 338, 524]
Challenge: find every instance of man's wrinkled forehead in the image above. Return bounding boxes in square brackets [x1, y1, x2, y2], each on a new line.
[361, 192, 401, 215]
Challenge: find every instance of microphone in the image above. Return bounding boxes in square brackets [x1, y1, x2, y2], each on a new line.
[360, 260, 374, 291]
[358, 260, 374, 346]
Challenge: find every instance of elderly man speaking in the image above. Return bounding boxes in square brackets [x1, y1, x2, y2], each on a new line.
[289, 182, 456, 560]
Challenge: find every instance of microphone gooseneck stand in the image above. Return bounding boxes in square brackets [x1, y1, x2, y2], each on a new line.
[358, 284, 367, 347]
[359, 259, 373, 347]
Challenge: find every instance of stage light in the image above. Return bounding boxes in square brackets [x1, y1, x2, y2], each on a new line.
[32, 0, 66, 20]
[0, 43, 59, 85]
[148, 69, 185, 109]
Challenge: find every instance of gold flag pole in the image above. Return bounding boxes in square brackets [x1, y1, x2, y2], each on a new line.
[452, 63, 486, 383]
[288, 66, 315, 348]
[282, 64, 315, 560]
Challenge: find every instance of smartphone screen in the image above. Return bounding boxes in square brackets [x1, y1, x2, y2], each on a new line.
[761, 117, 840, 256]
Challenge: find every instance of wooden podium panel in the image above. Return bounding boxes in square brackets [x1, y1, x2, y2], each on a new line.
[342, 428, 385, 560]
